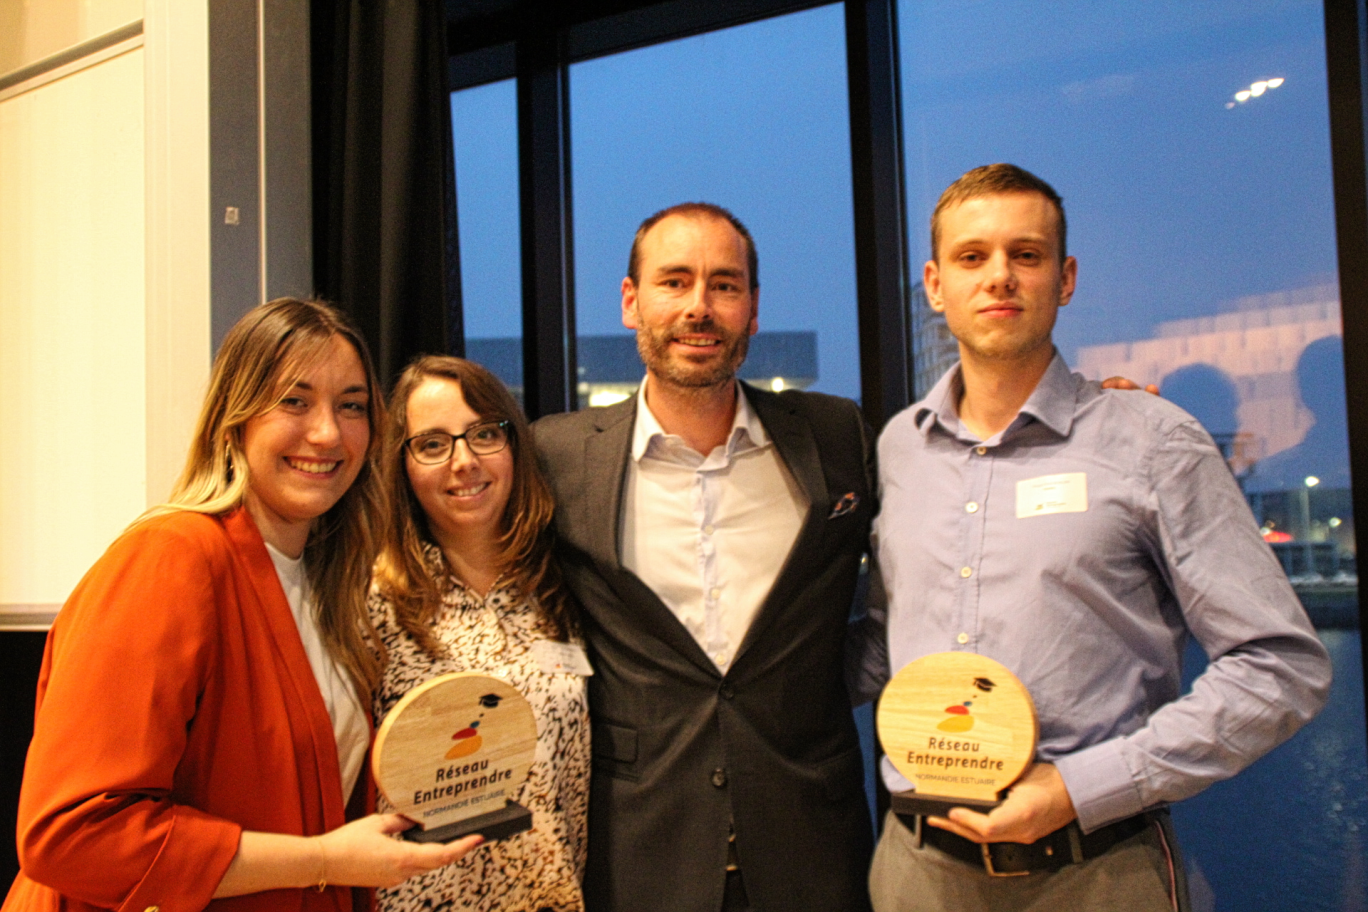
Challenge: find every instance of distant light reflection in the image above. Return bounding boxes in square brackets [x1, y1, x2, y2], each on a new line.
[1227, 77, 1285, 109]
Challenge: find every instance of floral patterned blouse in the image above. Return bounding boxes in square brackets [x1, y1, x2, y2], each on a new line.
[369, 551, 589, 912]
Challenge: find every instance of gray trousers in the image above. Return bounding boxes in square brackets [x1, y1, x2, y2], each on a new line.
[869, 811, 1186, 912]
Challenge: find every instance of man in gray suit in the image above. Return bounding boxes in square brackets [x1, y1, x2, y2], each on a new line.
[534, 203, 875, 912]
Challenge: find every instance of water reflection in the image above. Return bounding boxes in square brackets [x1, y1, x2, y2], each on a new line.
[1176, 630, 1367, 912]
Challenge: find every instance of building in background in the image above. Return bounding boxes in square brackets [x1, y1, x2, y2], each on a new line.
[907, 282, 958, 402]
[1075, 283, 1341, 475]
[1075, 283, 1353, 607]
[905, 280, 1354, 599]
[468, 330, 818, 409]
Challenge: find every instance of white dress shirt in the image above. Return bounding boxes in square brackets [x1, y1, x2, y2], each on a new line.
[620, 379, 809, 672]
[266, 543, 370, 802]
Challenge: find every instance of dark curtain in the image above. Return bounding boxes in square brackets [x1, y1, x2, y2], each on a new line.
[312, 0, 463, 385]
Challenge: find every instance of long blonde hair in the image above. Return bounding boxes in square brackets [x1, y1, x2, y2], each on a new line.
[151, 297, 388, 695]
[373, 355, 574, 654]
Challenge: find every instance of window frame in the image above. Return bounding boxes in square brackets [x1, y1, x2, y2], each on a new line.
[445, 0, 911, 423]
[444, 0, 1368, 705]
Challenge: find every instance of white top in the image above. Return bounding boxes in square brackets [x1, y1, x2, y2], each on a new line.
[620, 379, 808, 672]
[266, 543, 370, 802]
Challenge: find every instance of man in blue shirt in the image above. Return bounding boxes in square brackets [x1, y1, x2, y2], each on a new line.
[860, 164, 1331, 911]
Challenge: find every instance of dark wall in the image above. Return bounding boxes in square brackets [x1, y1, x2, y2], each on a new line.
[0, 634, 48, 890]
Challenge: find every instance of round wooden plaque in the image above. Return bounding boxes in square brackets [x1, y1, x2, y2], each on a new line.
[372, 673, 537, 834]
[877, 652, 1037, 806]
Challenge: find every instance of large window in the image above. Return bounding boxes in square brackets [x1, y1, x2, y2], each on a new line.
[898, 2, 1363, 909]
[451, 78, 523, 397]
[569, 4, 859, 407]
[443, 2, 1368, 907]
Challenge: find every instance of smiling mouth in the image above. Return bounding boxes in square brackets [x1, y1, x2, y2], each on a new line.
[449, 482, 491, 497]
[673, 337, 721, 349]
[288, 457, 340, 474]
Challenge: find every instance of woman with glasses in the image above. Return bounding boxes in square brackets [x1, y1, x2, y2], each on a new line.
[5, 300, 479, 912]
[370, 355, 588, 912]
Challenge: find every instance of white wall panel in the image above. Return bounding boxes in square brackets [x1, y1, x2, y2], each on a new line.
[144, 0, 211, 515]
[0, 48, 147, 607]
[0, 0, 144, 74]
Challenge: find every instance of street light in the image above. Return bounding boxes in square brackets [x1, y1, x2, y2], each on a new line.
[1300, 476, 1320, 577]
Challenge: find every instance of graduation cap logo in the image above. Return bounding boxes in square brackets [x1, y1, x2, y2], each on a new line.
[445, 693, 505, 759]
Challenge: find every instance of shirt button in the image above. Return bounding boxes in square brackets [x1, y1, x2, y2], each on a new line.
[704, 524, 716, 535]
[965, 502, 979, 513]
[712, 767, 728, 788]
[709, 587, 721, 600]
[957, 632, 969, 645]
[976, 446, 987, 455]
[960, 566, 973, 578]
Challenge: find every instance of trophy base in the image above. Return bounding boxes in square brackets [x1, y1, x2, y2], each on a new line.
[891, 789, 1002, 819]
[404, 800, 533, 844]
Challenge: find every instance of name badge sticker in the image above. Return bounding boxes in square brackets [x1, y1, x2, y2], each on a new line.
[1016, 472, 1088, 518]
[531, 640, 594, 676]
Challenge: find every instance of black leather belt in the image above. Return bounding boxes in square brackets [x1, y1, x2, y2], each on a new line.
[898, 812, 1151, 876]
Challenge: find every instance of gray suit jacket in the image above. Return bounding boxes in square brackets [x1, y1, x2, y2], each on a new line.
[534, 384, 875, 912]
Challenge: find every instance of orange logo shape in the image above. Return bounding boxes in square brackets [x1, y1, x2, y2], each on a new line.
[446, 725, 483, 759]
[935, 676, 995, 732]
[937, 704, 975, 732]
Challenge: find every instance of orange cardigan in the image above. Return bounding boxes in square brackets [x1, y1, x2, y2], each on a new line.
[4, 508, 366, 912]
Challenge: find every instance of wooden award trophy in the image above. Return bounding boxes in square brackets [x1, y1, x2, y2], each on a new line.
[372, 672, 537, 843]
[876, 653, 1038, 818]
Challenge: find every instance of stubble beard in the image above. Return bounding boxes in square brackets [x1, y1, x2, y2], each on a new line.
[948, 306, 1058, 367]
[960, 332, 1053, 365]
[635, 319, 750, 393]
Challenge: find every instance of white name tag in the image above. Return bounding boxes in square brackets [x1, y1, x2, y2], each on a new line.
[531, 639, 594, 676]
[1016, 473, 1088, 518]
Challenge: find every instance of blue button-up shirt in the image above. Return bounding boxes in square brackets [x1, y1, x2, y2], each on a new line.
[860, 352, 1331, 832]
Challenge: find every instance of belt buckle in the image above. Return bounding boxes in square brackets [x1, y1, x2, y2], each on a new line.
[981, 843, 1030, 878]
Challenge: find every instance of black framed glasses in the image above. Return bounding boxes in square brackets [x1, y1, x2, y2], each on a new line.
[403, 420, 511, 464]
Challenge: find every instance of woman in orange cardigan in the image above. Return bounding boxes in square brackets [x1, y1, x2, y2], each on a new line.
[4, 299, 479, 912]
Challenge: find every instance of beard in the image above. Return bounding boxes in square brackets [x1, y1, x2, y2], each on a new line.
[635, 318, 751, 390]
[949, 315, 1057, 366]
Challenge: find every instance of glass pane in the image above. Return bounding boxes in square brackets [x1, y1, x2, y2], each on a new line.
[569, 3, 859, 408]
[569, 3, 879, 823]
[451, 78, 523, 401]
[898, 3, 1363, 910]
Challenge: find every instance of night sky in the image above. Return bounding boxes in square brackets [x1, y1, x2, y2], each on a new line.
[452, 0, 1337, 405]
[446, 9, 1363, 909]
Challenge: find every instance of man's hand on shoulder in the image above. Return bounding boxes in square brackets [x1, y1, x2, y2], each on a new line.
[927, 762, 1078, 845]
[1101, 376, 1160, 395]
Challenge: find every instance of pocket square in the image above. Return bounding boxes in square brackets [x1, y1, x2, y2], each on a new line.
[828, 492, 859, 518]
